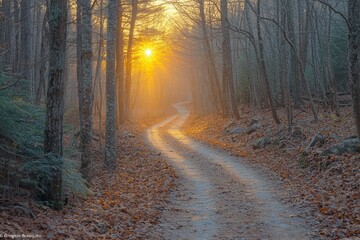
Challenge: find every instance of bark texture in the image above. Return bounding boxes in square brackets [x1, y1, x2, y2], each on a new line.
[116, 1, 125, 126]
[221, 0, 240, 120]
[20, 0, 32, 96]
[1, 0, 11, 69]
[35, 10, 49, 105]
[105, 0, 117, 168]
[256, 0, 280, 124]
[348, 0, 360, 139]
[79, 0, 94, 180]
[124, 0, 138, 119]
[199, 0, 224, 114]
[44, 0, 67, 210]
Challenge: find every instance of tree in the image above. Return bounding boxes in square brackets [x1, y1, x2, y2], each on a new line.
[93, 0, 105, 145]
[105, 0, 118, 168]
[220, 0, 240, 119]
[20, 0, 32, 96]
[35, 9, 49, 105]
[0, 0, 11, 70]
[116, 1, 126, 126]
[316, 0, 360, 135]
[278, 0, 292, 130]
[77, 0, 94, 179]
[256, 0, 280, 124]
[348, 0, 360, 139]
[44, 0, 67, 210]
[251, 0, 318, 121]
[199, 0, 224, 114]
[125, 0, 138, 119]
[13, 0, 20, 73]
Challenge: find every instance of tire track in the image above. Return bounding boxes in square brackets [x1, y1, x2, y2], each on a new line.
[147, 102, 317, 239]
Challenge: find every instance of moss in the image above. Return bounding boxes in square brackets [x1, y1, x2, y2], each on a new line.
[299, 152, 309, 169]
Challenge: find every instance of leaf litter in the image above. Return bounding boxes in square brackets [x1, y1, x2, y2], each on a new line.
[0, 123, 176, 239]
[183, 106, 360, 239]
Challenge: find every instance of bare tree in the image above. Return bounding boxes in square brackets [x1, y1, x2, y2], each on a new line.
[20, 0, 32, 96]
[43, 0, 67, 210]
[279, 0, 292, 130]
[116, 1, 126, 126]
[35, 8, 49, 105]
[221, 0, 240, 119]
[125, 0, 139, 119]
[13, 0, 20, 73]
[256, 0, 280, 124]
[77, 0, 94, 179]
[105, 0, 118, 168]
[348, 0, 360, 139]
[93, 0, 105, 146]
[0, 0, 12, 70]
[199, 0, 224, 114]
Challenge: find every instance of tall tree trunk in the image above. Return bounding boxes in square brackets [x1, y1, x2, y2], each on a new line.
[13, 0, 20, 73]
[116, 1, 126, 126]
[32, 1, 42, 102]
[277, 0, 285, 107]
[279, 1, 318, 121]
[20, 0, 32, 97]
[348, 0, 360, 139]
[93, 0, 104, 146]
[1, 0, 11, 70]
[124, 0, 138, 119]
[76, 0, 83, 127]
[220, 0, 240, 119]
[279, 0, 292, 130]
[199, 0, 224, 114]
[105, 0, 117, 168]
[256, 0, 281, 124]
[35, 9, 49, 105]
[44, 0, 67, 210]
[298, 0, 311, 84]
[325, 9, 340, 117]
[285, 1, 301, 108]
[296, 0, 305, 103]
[244, 2, 259, 108]
[78, 0, 94, 179]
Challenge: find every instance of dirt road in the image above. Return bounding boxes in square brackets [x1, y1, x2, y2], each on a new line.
[147, 102, 318, 240]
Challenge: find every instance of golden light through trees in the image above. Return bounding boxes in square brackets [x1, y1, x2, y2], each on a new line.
[126, 0, 192, 119]
[145, 48, 152, 57]
[88, 0, 191, 120]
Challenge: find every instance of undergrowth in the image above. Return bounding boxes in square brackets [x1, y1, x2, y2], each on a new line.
[0, 74, 89, 206]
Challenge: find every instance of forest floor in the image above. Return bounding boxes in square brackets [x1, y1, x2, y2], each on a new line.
[183, 104, 360, 239]
[1, 104, 359, 239]
[0, 120, 176, 239]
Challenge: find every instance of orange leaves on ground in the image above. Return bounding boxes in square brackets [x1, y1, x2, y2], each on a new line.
[183, 106, 360, 239]
[0, 123, 176, 239]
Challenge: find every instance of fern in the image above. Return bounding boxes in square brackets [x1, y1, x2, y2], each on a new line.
[0, 74, 90, 201]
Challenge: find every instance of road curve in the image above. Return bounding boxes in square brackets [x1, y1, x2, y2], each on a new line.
[147, 102, 317, 240]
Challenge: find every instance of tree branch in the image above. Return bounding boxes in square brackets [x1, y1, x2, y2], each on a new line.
[313, 0, 350, 30]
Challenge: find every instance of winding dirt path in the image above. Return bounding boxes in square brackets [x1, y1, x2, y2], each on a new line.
[147, 103, 318, 240]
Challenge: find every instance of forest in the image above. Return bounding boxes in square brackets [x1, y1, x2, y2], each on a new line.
[0, 0, 359, 239]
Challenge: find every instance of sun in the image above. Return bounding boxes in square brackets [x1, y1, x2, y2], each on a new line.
[145, 48, 152, 57]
